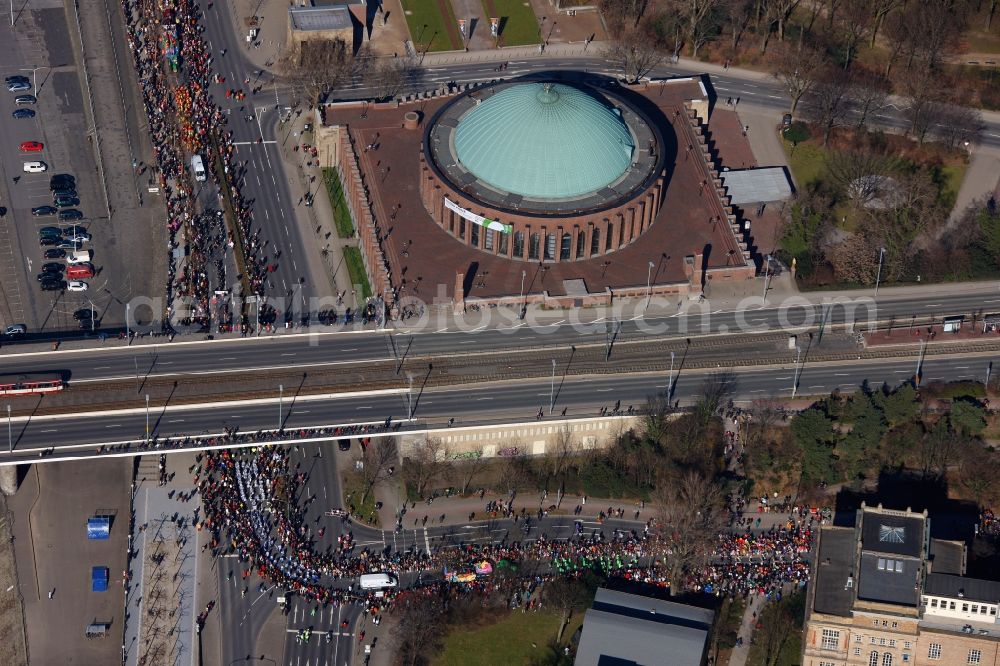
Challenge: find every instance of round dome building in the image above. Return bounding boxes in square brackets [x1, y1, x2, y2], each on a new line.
[421, 80, 666, 262]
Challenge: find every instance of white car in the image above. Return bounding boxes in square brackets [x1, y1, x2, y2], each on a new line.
[64, 232, 91, 243]
[66, 280, 88, 292]
[22, 161, 46, 173]
[66, 250, 93, 264]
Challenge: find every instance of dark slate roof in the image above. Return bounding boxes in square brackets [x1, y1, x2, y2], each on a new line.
[860, 512, 925, 558]
[925, 573, 1000, 604]
[813, 527, 857, 617]
[857, 552, 921, 607]
[574, 589, 713, 666]
[929, 539, 965, 576]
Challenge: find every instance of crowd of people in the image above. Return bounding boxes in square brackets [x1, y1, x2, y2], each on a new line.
[194, 444, 814, 609]
[120, 0, 271, 333]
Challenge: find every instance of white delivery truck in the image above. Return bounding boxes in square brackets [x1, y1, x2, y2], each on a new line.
[190, 154, 206, 182]
[359, 573, 397, 590]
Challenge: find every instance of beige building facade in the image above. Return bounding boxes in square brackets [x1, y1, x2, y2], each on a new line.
[803, 504, 1000, 666]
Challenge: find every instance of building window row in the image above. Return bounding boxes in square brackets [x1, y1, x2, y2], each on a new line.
[928, 643, 942, 660]
[821, 629, 840, 650]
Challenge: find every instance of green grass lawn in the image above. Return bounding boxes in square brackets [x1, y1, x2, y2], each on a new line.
[435, 609, 583, 666]
[343, 246, 372, 300]
[483, 0, 540, 46]
[782, 137, 829, 190]
[321, 168, 354, 238]
[940, 163, 968, 210]
[400, 0, 460, 52]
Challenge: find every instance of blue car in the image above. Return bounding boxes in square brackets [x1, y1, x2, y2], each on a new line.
[12, 108, 34, 119]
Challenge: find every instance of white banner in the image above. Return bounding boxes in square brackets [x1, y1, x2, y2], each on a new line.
[444, 198, 512, 234]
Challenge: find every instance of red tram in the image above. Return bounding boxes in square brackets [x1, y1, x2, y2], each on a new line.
[0, 374, 65, 396]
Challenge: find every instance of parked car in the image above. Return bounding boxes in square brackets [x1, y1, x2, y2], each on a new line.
[2, 324, 26, 336]
[6, 80, 30, 92]
[38, 226, 61, 236]
[5, 75, 28, 85]
[66, 249, 92, 264]
[49, 174, 74, 189]
[54, 196, 79, 208]
[19, 141, 43, 152]
[22, 161, 46, 173]
[39, 280, 65, 292]
[41, 262, 64, 273]
[73, 308, 94, 320]
[31, 205, 57, 216]
[11, 108, 34, 119]
[55, 240, 80, 250]
[66, 281, 87, 292]
[43, 248, 65, 259]
[58, 209, 83, 221]
[61, 225, 87, 236]
[64, 231, 90, 243]
[39, 237, 60, 247]
[66, 264, 94, 279]
[52, 189, 77, 199]
[14, 94, 36, 105]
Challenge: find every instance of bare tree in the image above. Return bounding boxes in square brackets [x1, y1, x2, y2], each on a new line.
[931, 103, 983, 149]
[605, 26, 666, 83]
[599, 0, 652, 31]
[724, 0, 754, 52]
[496, 445, 530, 496]
[543, 577, 593, 642]
[653, 470, 727, 594]
[545, 425, 579, 494]
[359, 437, 398, 505]
[803, 68, 852, 145]
[393, 596, 447, 666]
[667, 0, 726, 58]
[402, 437, 447, 500]
[356, 48, 417, 102]
[824, 149, 895, 206]
[280, 39, 356, 108]
[773, 45, 827, 115]
[847, 70, 890, 130]
[454, 451, 488, 495]
[836, 0, 871, 69]
[767, 0, 802, 46]
[868, 0, 904, 47]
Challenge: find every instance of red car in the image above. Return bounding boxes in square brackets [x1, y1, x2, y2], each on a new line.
[19, 141, 43, 152]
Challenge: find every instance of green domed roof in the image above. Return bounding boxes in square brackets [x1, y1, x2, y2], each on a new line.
[453, 83, 635, 200]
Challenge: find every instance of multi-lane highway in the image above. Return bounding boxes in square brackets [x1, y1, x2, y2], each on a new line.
[2, 283, 998, 384]
[2, 352, 995, 462]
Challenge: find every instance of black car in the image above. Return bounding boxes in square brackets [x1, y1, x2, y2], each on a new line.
[41, 263, 64, 273]
[5, 75, 28, 84]
[49, 174, 74, 188]
[31, 205, 57, 216]
[58, 209, 83, 221]
[40, 280, 65, 292]
[39, 237, 60, 247]
[43, 248, 65, 259]
[73, 308, 95, 320]
[53, 196, 79, 208]
[61, 225, 86, 235]
[37, 272, 61, 281]
[52, 189, 77, 199]
[11, 108, 34, 119]
[38, 226, 61, 236]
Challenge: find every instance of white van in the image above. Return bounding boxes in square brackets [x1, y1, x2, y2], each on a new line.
[23, 161, 46, 173]
[190, 154, 206, 182]
[67, 249, 93, 265]
[359, 573, 397, 590]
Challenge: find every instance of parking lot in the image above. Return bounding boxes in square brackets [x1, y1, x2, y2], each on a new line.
[0, 1, 163, 337]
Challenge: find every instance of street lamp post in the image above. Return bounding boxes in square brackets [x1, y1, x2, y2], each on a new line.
[125, 303, 130, 339]
[668, 351, 675, 400]
[406, 375, 415, 419]
[145, 394, 149, 444]
[645, 261, 655, 310]
[874, 247, 886, 296]
[278, 384, 283, 431]
[791, 346, 802, 398]
[6, 405, 10, 454]
[549, 359, 556, 415]
[762, 254, 772, 303]
[519, 270, 526, 319]
[20, 66, 45, 98]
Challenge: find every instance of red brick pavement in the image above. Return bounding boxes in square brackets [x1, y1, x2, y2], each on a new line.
[328, 84, 750, 301]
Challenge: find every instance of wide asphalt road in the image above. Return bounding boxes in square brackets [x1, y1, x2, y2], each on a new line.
[0, 284, 996, 384]
[2, 351, 994, 462]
